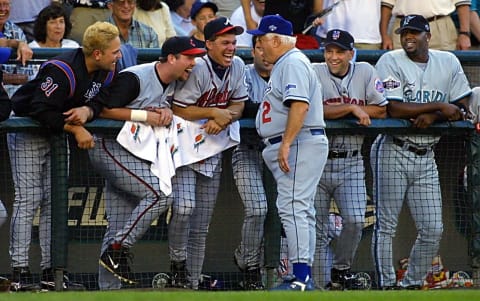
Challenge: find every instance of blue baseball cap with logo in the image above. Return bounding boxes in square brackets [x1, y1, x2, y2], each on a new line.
[204, 17, 244, 40]
[247, 14, 293, 36]
[395, 14, 430, 34]
[324, 29, 354, 50]
[190, 0, 218, 20]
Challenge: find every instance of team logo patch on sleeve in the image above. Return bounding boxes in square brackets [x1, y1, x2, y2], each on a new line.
[382, 76, 401, 91]
[285, 83, 297, 93]
[374, 78, 385, 93]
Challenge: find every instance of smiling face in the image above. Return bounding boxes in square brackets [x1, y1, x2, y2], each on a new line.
[0, 1, 9, 29]
[174, 54, 198, 81]
[400, 29, 430, 62]
[109, 0, 136, 24]
[192, 7, 216, 34]
[94, 36, 123, 72]
[206, 33, 237, 67]
[324, 44, 353, 77]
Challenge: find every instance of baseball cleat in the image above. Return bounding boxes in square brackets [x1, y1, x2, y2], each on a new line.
[239, 267, 264, 290]
[10, 267, 41, 292]
[40, 268, 86, 291]
[99, 244, 136, 284]
[271, 275, 315, 291]
[170, 260, 189, 288]
[326, 268, 364, 290]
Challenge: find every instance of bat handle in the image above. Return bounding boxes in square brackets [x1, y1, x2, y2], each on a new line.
[302, 24, 313, 35]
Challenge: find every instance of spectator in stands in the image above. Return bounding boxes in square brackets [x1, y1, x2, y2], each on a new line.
[8, 21, 122, 292]
[211, 0, 239, 18]
[0, 0, 33, 95]
[107, 0, 159, 48]
[315, 0, 382, 50]
[8, 0, 52, 42]
[230, 0, 264, 48]
[68, 0, 111, 45]
[133, 0, 176, 47]
[29, 4, 79, 49]
[165, 0, 195, 36]
[380, 0, 471, 50]
[189, 0, 217, 48]
[452, 0, 480, 48]
[240, 0, 324, 49]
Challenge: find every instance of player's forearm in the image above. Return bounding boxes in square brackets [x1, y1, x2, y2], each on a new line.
[323, 104, 358, 119]
[227, 102, 245, 122]
[172, 104, 218, 121]
[283, 101, 309, 146]
[363, 105, 387, 119]
[387, 101, 450, 119]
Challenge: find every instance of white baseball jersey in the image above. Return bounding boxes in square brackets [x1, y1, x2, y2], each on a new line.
[313, 61, 387, 150]
[256, 48, 326, 138]
[376, 49, 471, 145]
[121, 62, 173, 109]
[173, 55, 248, 108]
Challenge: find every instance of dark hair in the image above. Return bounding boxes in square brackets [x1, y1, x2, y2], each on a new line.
[252, 35, 257, 48]
[33, 4, 72, 43]
[137, 0, 163, 10]
[164, 0, 184, 12]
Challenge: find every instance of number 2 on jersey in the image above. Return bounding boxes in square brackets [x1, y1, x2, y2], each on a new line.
[262, 101, 272, 123]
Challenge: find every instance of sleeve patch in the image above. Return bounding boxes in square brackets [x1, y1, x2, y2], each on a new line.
[382, 76, 401, 91]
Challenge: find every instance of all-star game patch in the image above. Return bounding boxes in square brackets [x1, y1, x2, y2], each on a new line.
[382, 76, 401, 91]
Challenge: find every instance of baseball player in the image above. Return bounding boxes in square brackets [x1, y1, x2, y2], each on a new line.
[87, 36, 207, 289]
[168, 17, 247, 290]
[232, 36, 272, 290]
[372, 15, 471, 289]
[247, 15, 329, 291]
[312, 29, 387, 290]
[8, 21, 121, 292]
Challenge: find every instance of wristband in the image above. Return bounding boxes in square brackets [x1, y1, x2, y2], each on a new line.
[459, 31, 471, 37]
[130, 109, 148, 122]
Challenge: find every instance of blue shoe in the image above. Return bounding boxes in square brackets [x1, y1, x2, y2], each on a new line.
[271, 275, 315, 291]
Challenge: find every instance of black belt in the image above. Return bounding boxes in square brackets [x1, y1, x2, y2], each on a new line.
[392, 137, 430, 156]
[266, 128, 325, 145]
[328, 150, 359, 159]
[396, 15, 446, 22]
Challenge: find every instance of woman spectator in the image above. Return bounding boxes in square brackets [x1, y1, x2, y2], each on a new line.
[134, 0, 176, 47]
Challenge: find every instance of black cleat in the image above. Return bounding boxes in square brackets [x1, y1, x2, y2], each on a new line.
[239, 267, 264, 290]
[326, 268, 364, 290]
[170, 260, 189, 288]
[10, 267, 40, 292]
[99, 243, 136, 284]
[40, 268, 86, 291]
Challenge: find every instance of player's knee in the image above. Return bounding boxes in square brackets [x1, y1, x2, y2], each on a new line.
[419, 224, 443, 241]
[172, 200, 195, 217]
[244, 202, 268, 218]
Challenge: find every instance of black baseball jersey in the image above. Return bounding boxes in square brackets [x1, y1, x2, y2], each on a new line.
[16, 48, 115, 132]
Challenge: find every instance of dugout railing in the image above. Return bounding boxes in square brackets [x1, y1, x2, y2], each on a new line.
[0, 49, 478, 291]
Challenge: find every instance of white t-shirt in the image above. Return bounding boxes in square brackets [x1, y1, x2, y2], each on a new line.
[230, 3, 262, 48]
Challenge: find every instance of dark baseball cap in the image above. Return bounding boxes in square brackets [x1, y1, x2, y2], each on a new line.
[247, 14, 293, 36]
[324, 29, 354, 50]
[395, 14, 430, 34]
[190, 0, 218, 20]
[204, 17, 244, 40]
[160, 36, 206, 57]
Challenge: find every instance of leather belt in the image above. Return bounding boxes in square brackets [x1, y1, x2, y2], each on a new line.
[328, 150, 359, 159]
[266, 128, 325, 145]
[396, 15, 446, 22]
[392, 137, 430, 156]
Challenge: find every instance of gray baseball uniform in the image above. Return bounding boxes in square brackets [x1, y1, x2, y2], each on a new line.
[257, 48, 328, 274]
[88, 62, 173, 289]
[232, 63, 268, 271]
[372, 49, 471, 287]
[169, 55, 247, 289]
[312, 61, 387, 288]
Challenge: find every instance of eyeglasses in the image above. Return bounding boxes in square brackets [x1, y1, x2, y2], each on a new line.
[113, 0, 136, 6]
